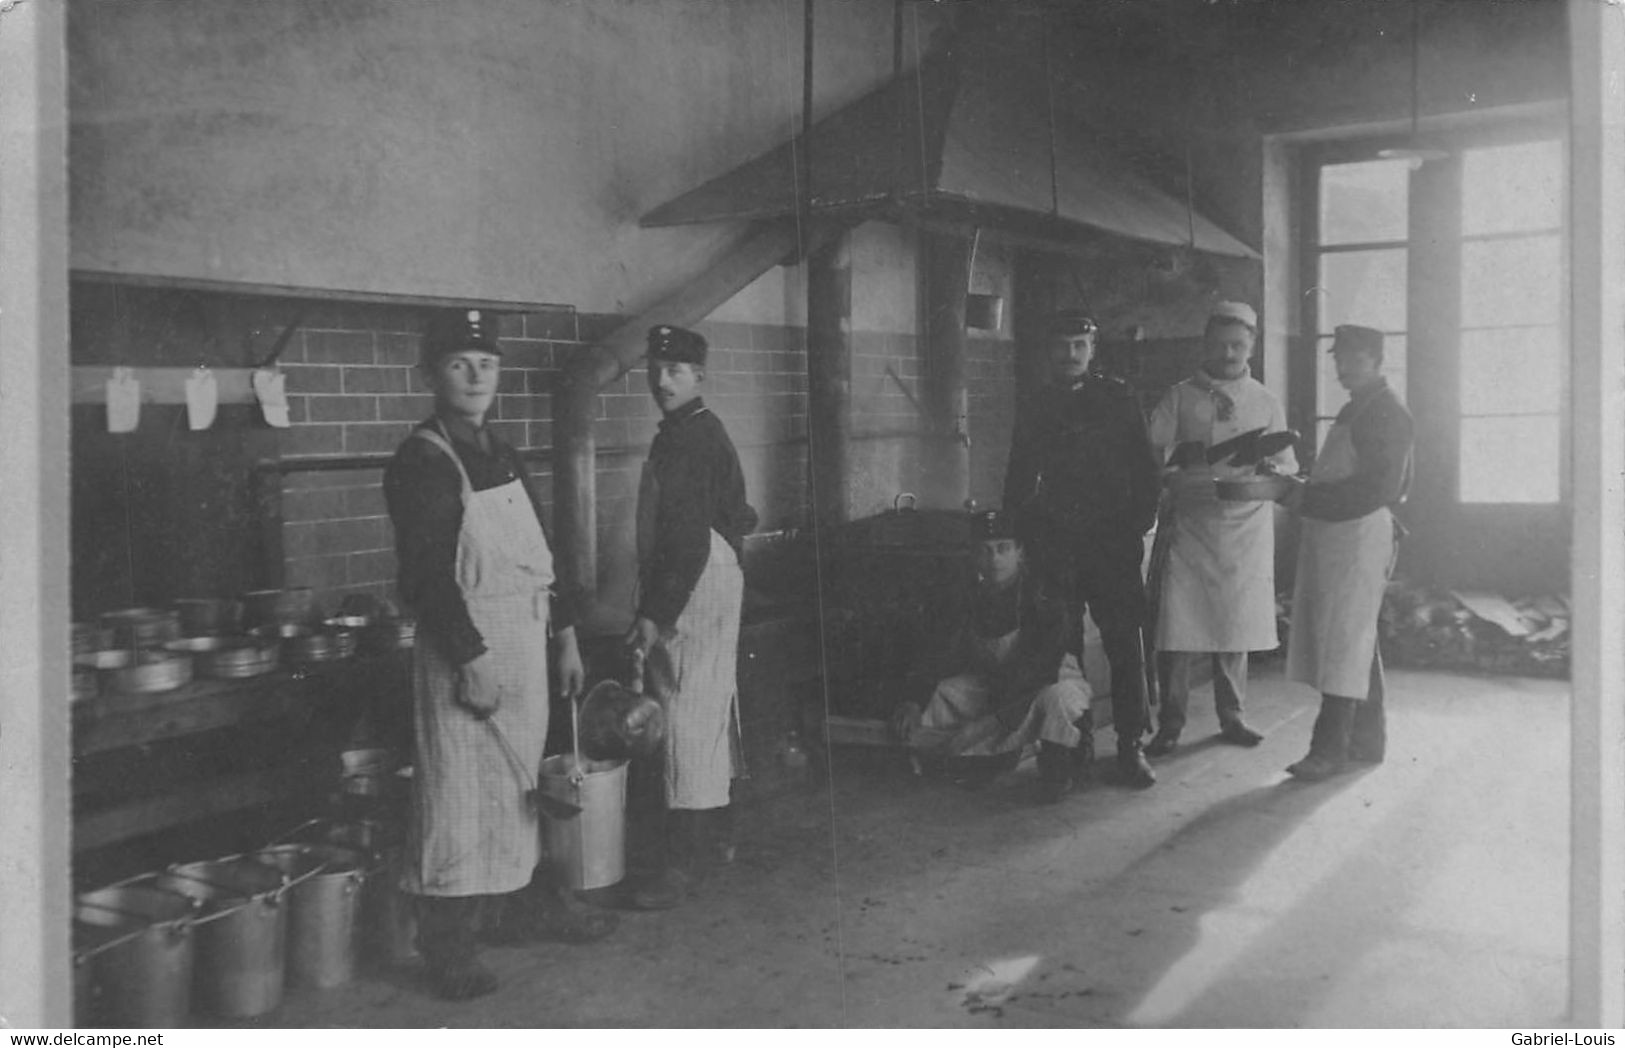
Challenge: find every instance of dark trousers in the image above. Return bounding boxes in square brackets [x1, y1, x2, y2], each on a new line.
[1043, 526, 1150, 743]
[1341, 646, 1388, 760]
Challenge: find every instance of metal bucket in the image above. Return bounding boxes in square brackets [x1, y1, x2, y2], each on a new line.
[74, 877, 198, 1028]
[359, 845, 419, 967]
[156, 858, 289, 1018]
[252, 844, 364, 990]
[538, 754, 627, 891]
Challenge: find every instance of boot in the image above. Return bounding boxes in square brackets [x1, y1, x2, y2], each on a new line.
[1035, 742, 1074, 804]
[1218, 717, 1264, 747]
[1287, 696, 1356, 781]
[486, 868, 618, 945]
[1116, 738, 1156, 788]
[416, 896, 497, 1001]
[1144, 728, 1180, 758]
[631, 809, 700, 910]
[708, 805, 737, 866]
[1072, 722, 1095, 783]
[1349, 696, 1386, 764]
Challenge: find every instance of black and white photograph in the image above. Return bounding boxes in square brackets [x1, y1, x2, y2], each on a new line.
[1, 0, 1621, 1032]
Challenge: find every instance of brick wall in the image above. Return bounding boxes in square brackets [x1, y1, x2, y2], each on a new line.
[276, 306, 814, 620]
[71, 277, 1011, 623]
[275, 305, 574, 612]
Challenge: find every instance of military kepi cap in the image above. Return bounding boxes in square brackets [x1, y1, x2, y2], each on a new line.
[422, 308, 502, 365]
[1330, 324, 1384, 355]
[1047, 309, 1099, 337]
[648, 324, 708, 365]
[971, 509, 1021, 543]
[1209, 301, 1258, 329]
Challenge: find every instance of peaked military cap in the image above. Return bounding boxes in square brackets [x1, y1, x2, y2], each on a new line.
[1330, 324, 1384, 356]
[1047, 309, 1099, 338]
[647, 324, 708, 366]
[421, 307, 502, 366]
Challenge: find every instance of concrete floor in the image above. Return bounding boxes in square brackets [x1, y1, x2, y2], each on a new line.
[261, 665, 1570, 1028]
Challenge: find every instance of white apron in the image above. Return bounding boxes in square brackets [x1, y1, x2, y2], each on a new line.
[1151, 376, 1293, 652]
[402, 424, 553, 897]
[637, 460, 744, 810]
[1286, 416, 1395, 699]
[903, 621, 1091, 757]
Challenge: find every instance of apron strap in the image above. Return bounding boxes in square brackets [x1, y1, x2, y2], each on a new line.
[412, 421, 475, 497]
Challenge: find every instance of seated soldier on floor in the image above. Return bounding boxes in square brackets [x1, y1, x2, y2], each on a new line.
[891, 509, 1094, 803]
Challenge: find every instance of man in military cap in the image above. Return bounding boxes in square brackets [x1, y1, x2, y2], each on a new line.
[892, 508, 1094, 803]
[384, 308, 613, 1001]
[1003, 309, 1162, 788]
[1283, 323, 1413, 780]
[1144, 301, 1297, 758]
[626, 323, 757, 908]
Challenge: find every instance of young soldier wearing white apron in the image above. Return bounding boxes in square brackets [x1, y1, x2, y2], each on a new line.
[384, 309, 609, 1001]
[1284, 324, 1414, 781]
[1146, 302, 1297, 756]
[626, 324, 756, 910]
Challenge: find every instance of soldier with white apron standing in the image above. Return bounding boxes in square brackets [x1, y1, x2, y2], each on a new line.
[1283, 324, 1414, 780]
[625, 324, 757, 910]
[1145, 302, 1297, 757]
[385, 309, 615, 1001]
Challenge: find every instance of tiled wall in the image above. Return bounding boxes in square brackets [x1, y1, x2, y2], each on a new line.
[274, 307, 816, 618]
[71, 270, 1014, 623]
[275, 308, 573, 609]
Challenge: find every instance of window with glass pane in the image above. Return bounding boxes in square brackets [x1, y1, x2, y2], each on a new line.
[1456, 139, 1563, 504]
[1312, 158, 1411, 450]
[1320, 160, 1411, 244]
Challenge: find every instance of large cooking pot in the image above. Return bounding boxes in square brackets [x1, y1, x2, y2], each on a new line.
[172, 597, 243, 636]
[75, 876, 199, 1028]
[155, 858, 292, 1018]
[252, 844, 365, 990]
[99, 607, 181, 648]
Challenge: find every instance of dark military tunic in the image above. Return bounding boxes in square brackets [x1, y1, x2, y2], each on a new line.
[1003, 373, 1161, 740]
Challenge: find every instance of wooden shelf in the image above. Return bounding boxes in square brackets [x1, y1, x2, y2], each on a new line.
[72, 650, 410, 853]
[73, 651, 409, 756]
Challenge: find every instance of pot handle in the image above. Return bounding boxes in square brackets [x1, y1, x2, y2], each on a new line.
[894, 492, 918, 512]
[269, 817, 329, 846]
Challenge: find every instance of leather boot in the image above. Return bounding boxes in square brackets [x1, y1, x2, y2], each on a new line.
[708, 805, 737, 865]
[1116, 738, 1156, 788]
[1144, 728, 1180, 758]
[631, 809, 700, 910]
[416, 895, 497, 1001]
[1349, 696, 1386, 763]
[1218, 717, 1264, 747]
[1072, 721, 1095, 783]
[1287, 696, 1356, 780]
[1035, 742, 1074, 804]
[485, 868, 618, 946]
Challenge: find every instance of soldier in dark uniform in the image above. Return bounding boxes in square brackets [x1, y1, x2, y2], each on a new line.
[1003, 310, 1161, 787]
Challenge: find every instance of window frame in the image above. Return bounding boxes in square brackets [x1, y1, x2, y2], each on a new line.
[1296, 122, 1570, 508]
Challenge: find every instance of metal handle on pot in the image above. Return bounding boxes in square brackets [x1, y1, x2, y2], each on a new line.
[269, 817, 329, 846]
[72, 905, 165, 962]
[894, 492, 918, 512]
